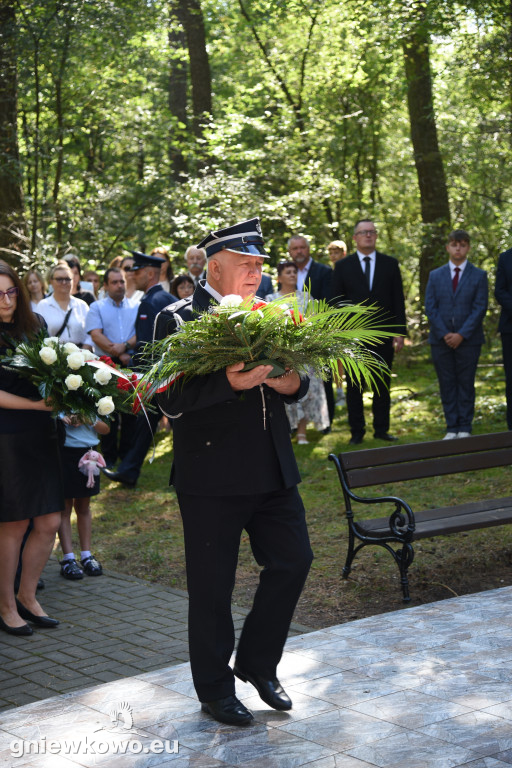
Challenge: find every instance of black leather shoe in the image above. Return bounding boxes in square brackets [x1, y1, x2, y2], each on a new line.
[374, 432, 398, 441]
[102, 468, 136, 487]
[234, 664, 292, 711]
[201, 695, 254, 726]
[349, 434, 364, 445]
[0, 616, 33, 636]
[16, 600, 59, 628]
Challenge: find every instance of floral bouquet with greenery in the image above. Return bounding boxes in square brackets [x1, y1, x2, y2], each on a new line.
[0, 332, 138, 421]
[140, 293, 397, 396]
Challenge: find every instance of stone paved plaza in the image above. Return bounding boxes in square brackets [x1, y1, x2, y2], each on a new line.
[2, 575, 512, 767]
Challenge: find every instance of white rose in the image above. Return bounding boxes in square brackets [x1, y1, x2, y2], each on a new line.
[219, 294, 243, 307]
[39, 346, 58, 365]
[93, 367, 112, 385]
[63, 342, 80, 354]
[97, 396, 115, 416]
[65, 374, 83, 390]
[43, 337, 59, 347]
[81, 349, 97, 361]
[67, 352, 85, 370]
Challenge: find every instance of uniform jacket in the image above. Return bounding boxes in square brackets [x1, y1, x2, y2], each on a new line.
[495, 248, 512, 334]
[329, 251, 406, 336]
[425, 261, 488, 345]
[301, 259, 332, 300]
[154, 281, 309, 496]
[133, 283, 175, 367]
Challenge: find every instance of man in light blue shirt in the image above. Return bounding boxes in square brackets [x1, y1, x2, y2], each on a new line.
[85, 267, 138, 467]
[86, 268, 137, 362]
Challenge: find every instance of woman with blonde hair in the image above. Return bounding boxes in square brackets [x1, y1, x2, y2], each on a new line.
[23, 268, 47, 310]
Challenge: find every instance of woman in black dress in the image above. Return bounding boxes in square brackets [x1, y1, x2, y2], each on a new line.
[0, 262, 63, 636]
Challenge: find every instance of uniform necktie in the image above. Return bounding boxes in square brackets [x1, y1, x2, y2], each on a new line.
[363, 256, 371, 289]
[452, 266, 460, 292]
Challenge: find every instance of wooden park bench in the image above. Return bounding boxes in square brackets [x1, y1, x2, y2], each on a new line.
[328, 431, 512, 602]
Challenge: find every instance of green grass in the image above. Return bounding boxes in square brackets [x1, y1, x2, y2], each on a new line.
[64, 337, 512, 628]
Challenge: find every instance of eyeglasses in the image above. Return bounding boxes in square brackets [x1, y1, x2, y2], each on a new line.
[0, 286, 19, 301]
[54, 277, 72, 283]
[354, 229, 377, 237]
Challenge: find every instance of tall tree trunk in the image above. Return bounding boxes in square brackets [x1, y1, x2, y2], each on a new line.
[51, 5, 73, 249]
[402, 5, 451, 301]
[168, 0, 189, 180]
[0, 0, 26, 262]
[175, 0, 211, 139]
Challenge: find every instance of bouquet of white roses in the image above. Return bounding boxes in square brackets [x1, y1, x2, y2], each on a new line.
[140, 293, 398, 396]
[0, 332, 137, 421]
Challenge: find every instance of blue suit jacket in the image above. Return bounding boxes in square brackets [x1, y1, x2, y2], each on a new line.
[425, 261, 488, 345]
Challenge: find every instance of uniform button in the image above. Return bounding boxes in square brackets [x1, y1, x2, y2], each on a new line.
[206, 441, 211, 446]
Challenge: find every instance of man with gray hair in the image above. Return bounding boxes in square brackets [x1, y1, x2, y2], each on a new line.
[287, 235, 332, 300]
[185, 245, 207, 285]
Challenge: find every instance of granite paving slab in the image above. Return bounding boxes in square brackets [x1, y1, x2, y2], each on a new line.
[3, 585, 512, 767]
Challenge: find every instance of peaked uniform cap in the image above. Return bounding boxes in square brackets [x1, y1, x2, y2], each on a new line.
[196, 217, 269, 258]
[130, 251, 165, 271]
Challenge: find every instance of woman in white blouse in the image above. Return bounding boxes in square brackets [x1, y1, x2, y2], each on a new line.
[37, 263, 93, 350]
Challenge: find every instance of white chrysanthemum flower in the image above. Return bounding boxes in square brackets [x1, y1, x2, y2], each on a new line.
[42, 337, 59, 347]
[65, 373, 83, 390]
[97, 396, 115, 415]
[93, 367, 112, 385]
[219, 294, 243, 307]
[67, 352, 85, 370]
[39, 346, 58, 365]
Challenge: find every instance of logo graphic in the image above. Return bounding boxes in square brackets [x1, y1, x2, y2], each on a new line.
[9, 700, 179, 759]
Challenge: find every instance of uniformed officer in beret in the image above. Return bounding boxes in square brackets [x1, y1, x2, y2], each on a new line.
[103, 251, 176, 487]
[154, 218, 313, 726]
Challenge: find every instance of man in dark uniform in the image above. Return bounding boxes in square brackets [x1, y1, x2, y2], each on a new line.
[154, 218, 313, 726]
[103, 251, 175, 486]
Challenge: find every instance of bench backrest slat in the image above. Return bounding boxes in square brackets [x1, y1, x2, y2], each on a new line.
[343, 444, 512, 488]
[340, 431, 512, 472]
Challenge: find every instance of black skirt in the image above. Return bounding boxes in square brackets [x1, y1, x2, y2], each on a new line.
[0, 425, 65, 522]
[61, 445, 101, 499]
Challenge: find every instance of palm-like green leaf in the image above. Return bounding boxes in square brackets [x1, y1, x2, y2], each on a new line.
[139, 294, 398, 395]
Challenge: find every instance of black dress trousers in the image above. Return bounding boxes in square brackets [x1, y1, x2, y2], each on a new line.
[345, 339, 394, 436]
[177, 486, 313, 703]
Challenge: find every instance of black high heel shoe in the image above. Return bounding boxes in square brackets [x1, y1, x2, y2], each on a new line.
[0, 615, 33, 636]
[15, 599, 59, 628]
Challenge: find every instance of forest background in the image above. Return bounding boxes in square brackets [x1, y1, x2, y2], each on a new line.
[0, 0, 511, 330]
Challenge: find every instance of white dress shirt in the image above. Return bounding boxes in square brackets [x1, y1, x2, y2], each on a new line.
[356, 250, 376, 290]
[449, 259, 467, 280]
[296, 258, 312, 292]
[37, 294, 92, 347]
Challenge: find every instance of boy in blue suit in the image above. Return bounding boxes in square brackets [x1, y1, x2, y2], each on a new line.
[425, 230, 488, 439]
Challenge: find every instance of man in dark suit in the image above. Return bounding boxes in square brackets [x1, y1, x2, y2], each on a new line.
[103, 251, 175, 486]
[155, 218, 313, 727]
[425, 230, 487, 439]
[288, 235, 334, 423]
[330, 219, 406, 444]
[494, 246, 512, 429]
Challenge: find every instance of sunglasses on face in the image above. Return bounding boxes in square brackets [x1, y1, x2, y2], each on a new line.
[54, 277, 72, 283]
